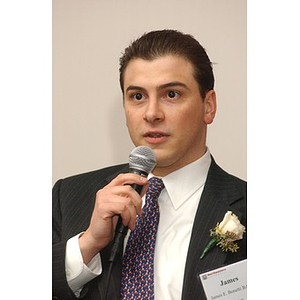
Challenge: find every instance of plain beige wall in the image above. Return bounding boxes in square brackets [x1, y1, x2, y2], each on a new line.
[53, 0, 246, 184]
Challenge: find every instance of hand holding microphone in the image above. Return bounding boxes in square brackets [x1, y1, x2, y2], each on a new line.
[79, 146, 156, 265]
[109, 146, 156, 262]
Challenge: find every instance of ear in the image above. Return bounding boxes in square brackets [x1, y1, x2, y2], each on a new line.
[203, 90, 217, 124]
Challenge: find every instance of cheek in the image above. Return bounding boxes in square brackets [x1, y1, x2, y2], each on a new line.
[125, 110, 136, 128]
[175, 107, 202, 130]
[125, 111, 141, 139]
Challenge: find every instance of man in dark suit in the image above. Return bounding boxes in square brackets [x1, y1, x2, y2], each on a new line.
[53, 29, 246, 300]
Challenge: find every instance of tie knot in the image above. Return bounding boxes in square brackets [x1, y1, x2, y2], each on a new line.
[147, 177, 165, 198]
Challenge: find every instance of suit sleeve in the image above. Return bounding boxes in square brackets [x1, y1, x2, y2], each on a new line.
[52, 179, 78, 300]
[52, 165, 128, 299]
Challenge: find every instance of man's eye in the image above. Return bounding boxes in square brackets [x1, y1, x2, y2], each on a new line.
[133, 93, 143, 100]
[167, 90, 179, 99]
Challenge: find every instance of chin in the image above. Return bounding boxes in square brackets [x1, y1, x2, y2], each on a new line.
[154, 153, 176, 169]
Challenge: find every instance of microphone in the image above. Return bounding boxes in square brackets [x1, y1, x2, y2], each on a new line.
[108, 146, 156, 262]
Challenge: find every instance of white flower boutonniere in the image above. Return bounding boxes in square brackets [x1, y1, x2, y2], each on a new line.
[200, 211, 246, 259]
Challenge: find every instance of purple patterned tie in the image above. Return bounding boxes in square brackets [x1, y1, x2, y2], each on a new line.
[120, 177, 165, 299]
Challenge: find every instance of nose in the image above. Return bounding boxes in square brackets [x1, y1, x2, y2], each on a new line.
[143, 99, 164, 123]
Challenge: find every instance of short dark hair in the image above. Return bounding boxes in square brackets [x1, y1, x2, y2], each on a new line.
[119, 29, 214, 99]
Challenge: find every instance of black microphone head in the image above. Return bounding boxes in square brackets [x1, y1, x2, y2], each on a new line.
[129, 146, 156, 175]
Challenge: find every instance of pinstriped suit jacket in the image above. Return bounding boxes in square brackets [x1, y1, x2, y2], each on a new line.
[52, 156, 247, 300]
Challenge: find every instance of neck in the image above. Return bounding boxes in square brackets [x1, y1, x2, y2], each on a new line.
[152, 147, 207, 177]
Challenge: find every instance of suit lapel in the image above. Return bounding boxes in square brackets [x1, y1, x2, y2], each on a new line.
[181, 157, 246, 300]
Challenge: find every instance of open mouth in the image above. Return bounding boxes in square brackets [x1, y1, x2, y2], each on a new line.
[146, 133, 164, 138]
[143, 131, 169, 143]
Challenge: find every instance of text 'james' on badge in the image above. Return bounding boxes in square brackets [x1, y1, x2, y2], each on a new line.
[199, 259, 247, 300]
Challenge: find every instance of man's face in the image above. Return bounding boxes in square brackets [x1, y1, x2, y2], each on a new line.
[123, 55, 216, 176]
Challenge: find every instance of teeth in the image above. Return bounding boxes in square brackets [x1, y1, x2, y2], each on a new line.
[149, 133, 162, 137]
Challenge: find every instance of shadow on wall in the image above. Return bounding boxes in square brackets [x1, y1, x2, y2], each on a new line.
[107, 94, 134, 164]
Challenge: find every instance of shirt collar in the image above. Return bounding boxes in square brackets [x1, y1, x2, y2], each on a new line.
[149, 149, 211, 210]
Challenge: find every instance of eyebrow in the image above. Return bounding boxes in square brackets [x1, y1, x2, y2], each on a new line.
[125, 81, 189, 93]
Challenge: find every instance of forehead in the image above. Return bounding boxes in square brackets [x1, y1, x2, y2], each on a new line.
[123, 55, 197, 89]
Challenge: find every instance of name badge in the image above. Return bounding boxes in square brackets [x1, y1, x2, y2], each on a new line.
[199, 259, 247, 300]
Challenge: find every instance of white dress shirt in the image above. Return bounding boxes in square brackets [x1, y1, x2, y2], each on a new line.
[65, 149, 211, 299]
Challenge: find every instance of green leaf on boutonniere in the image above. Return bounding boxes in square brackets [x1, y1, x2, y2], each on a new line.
[200, 211, 246, 259]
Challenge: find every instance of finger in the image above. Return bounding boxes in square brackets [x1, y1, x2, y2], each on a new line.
[107, 173, 148, 188]
[107, 195, 139, 230]
[101, 184, 143, 215]
[96, 186, 142, 220]
[119, 204, 138, 230]
[140, 182, 150, 198]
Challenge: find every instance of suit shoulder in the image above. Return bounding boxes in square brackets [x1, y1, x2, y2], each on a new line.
[226, 171, 247, 190]
[53, 163, 129, 189]
[209, 157, 247, 193]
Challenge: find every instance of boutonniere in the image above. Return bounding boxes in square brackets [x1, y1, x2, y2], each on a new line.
[200, 211, 246, 259]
